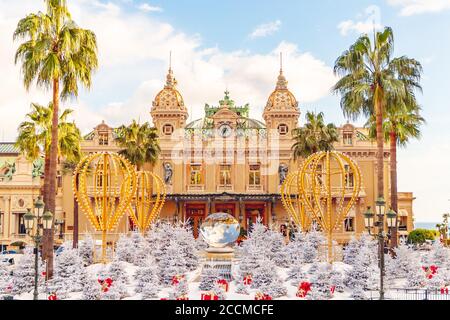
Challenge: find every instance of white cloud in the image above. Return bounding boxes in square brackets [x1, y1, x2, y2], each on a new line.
[387, 0, 450, 16]
[338, 5, 383, 36]
[138, 3, 163, 13]
[249, 20, 281, 38]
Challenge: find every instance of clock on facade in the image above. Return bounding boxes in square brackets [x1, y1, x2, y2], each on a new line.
[218, 124, 232, 138]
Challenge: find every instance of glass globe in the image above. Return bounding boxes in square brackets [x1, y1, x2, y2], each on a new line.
[200, 212, 240, 248]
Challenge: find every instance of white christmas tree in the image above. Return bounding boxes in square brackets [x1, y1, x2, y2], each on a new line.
[115, 234, 134, 263]
[344, 246, 374, 290]
[267, 230, 290, 268]
[173, 222, 199, 271]
[210, 282, 226, 300]
[107, 260, 130, 298]
[406, 265, 426, 289]
[158, 240, 188, 285]
[134, 260, 160, 298]
[82, 277, 101, 300]
[48, 247, 87, 297]
[251, 259, 287, 298]
[78, 234, 94, 266]
[286, 231, 306, 264]
[199, 267, 220, 291]
[235, 282, 250, 295]
[350, 286, 368, 300]
[286, 260, 307, 286]
[343, 236, 359, 265]
[129, 231, 150, 266]
[390, 242, 418, 278]
[330, 269, 345, 293]
[0, 262, 11, 294]
[307, 263, 333, 300]
[429, 241, 449, 267]
[168, 278, 189, 300]
[11, 246, 43, 295]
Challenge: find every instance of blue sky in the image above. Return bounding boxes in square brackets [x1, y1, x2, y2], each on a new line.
[0, 0, 450, 222]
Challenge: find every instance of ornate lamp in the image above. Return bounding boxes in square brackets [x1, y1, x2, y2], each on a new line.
[375, 197, 386, 217]
[24, 208, 35, 232]
[386, 208, 397, 229]
[364, 206, 375, 230]
[42, 211, 53, 230]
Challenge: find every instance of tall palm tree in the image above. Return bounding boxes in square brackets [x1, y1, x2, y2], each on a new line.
[115, 120, 161, 170]
[16, 102, 82, 250]
[292, 111, 339, 160]
[366, 103, 425, 246]
[333, 27, 422, 201]
[14, 0, 98, 277]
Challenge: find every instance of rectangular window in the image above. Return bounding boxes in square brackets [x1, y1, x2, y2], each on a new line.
[249, 164, 261, 186]
[18, 213, 26, 234]
[98, 133, 109, 146]
[219, 165, 232, 185]
[343, 133, 353, 145]
[344, 217, 355, 232]
[0, 212, 3, 234]
[344, 164, 354, 188]
[190, 164, 202, 185]
[95, 163, 110, 188]
[57, 172, 62, 188]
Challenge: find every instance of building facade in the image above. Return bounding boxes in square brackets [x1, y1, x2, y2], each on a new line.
[0, 66, 415, 249]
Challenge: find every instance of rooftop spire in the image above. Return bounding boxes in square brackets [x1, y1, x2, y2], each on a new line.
[280, 52, 283, 74]
[276, 52, 288, 90]
[165, 51, 175, 88]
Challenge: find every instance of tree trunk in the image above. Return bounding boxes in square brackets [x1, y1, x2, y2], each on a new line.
[375, 95, 384, 198]
[43, 77, 59, 279]
[390, 130, 398, 247]
[41, 151, 50, 262]
[72, 173, 79, 249]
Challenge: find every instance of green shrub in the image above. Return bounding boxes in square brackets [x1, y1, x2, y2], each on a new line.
[407, 229, 436, 244]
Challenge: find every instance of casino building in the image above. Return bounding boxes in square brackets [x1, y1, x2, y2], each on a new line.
[0, 64, 415, 250]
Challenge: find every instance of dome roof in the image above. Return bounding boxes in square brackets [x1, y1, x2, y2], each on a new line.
[152, 68, 187, 112]
[264, 70, 299, 113]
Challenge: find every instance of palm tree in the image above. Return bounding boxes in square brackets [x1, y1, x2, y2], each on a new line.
[366, 102, 425, 246]
[16, 102, 82, 199]
[14, 0, 98, 277]
[333, 27, 422, 202]
[292, 111, 339, 160]
[115, 120, 161, 170]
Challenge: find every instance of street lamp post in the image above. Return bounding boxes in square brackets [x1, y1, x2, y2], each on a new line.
[24, 196, 53, 300]
[375, 197, 386, 301]
[363, 198, 396, 300]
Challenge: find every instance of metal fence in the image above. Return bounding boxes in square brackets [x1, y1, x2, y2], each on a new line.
[368, 288, 450, 300]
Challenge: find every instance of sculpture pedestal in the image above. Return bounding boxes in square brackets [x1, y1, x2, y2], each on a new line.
[201, 247, 235, 281]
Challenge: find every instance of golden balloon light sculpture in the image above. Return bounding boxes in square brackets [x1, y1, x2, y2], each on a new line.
[281, 171, 313, 232]
[73, 152, 137, 263]
[283, 151, 362, 263]
[128, 171, 166, 234]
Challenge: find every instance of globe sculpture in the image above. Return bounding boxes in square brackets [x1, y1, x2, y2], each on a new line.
[199, 212, 240, 281]
[200, 212, 240, 249]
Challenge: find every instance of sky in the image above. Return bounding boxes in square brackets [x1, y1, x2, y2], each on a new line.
[0, 0, 450, 222]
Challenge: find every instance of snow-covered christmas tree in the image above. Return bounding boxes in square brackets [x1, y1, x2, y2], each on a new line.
[267, 230, 290, 267]
[11, 246, 43, 295]
[0, 262, 11, 294]
[158, 240, 188, 285]
[343, 236, 359, 265]
[134, 260, 160, 298]
[199, 267, 220, 291]
[107, 260, 129, 298]
[168, 278, 189, 300]
[307, 263, 334, 300]
[286, 260, 307, 286]
[286, 231, 306, 264]
[251, 259, 287, 298]
[48, 247, 87, 297]
[82, 277, 101, 300]
[78, 234, 94, 266]
[115, 234, 134, 263]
